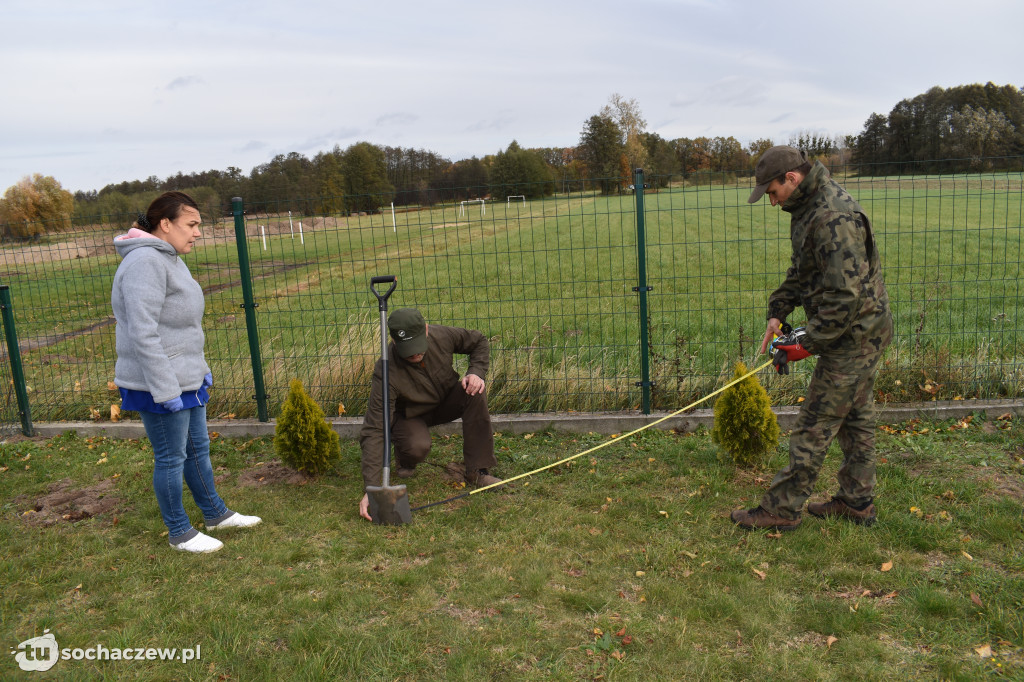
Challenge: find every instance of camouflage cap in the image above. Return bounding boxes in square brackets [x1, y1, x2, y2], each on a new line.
[748, 146, 808, 203]
[388, 308, 428, 358]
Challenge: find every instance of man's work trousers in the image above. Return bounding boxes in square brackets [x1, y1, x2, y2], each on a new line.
[761, 350, 885, 520]
[391, 384, 496, 474]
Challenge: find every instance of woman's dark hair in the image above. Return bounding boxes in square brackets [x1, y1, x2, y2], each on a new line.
[133, 191, 200, 233]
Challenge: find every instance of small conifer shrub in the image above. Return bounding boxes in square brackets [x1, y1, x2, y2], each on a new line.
[711, 361, 780, 468]
[274, 379, 340, 475]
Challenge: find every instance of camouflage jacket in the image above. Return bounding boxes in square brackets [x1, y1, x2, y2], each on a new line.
[767, 161, 893, 357]
[359, 324, 490, 487]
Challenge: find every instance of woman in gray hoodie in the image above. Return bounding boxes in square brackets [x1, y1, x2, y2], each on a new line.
[112, 191, 260, 553]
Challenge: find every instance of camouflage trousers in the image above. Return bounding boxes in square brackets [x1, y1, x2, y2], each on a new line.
[761, 349, 885, 519]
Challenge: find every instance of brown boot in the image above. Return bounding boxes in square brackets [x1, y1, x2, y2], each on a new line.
[395, 466, 417, 479]
[807, 496, 876, 526]
[730, 505, 802, 531]
[466, 468, 503, 489]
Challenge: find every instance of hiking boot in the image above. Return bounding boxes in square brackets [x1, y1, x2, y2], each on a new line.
[395, 466, 418, 479]
[467, 468, 503, 489]
[730, 505, 802, 531]
[807, 496, 876, 526]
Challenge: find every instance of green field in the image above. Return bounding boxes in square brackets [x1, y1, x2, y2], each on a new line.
[1, 415, 1022, 679]
[1, 172, 1022, 421]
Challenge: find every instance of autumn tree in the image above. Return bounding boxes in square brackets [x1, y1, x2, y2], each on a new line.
[314, 150, 346, 214]
[578, 114, 625, 194]
[0, 174, 74, 240]
[342, 142, 395, 213]
[488, 141, 555, 199]
[945, 105, 1016, 168]
[642, 132, 679, 186]
[601, 93, 649, 174]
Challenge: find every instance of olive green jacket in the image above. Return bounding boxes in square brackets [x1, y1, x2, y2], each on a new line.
[359, 324, 489, 487]
[768, 162, 893, 357]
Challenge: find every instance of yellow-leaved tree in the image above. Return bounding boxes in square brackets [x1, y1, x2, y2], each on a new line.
[711, 361, 780, 469]
[274, 379, 340, 475]
[0, 174, 74, 240]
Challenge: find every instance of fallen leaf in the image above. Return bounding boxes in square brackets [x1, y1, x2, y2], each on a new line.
[107, 381, 117, 391]
[615, 627, 626, 637]
[881, 561, 893, 572]
[110, 404, 121, 422]
[961, 551, 973, 561]
[826, 635, 838, 649]
[681, 550, 697, 559]
[975, 644, 993, 658]
[338, 403, 346, 416]
[635, 570, 646, 577]
[621, 635, 633, 646]
[658, 510, 669, 517]
[523, 433, 534, 440]
[610, 650, 625, 661]
[752, 568, 766, 580]
[971, 593, 983, 607]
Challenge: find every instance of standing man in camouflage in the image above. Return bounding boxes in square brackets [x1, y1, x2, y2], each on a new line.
[730, 146, 893, 532]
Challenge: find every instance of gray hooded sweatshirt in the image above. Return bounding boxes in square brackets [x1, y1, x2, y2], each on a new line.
[112, 229, 211, 404]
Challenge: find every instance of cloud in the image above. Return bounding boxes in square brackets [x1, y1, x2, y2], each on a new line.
[671, 76, 769, 109]
[166, 76, 204, 90]
[376, 112, 418, 127]
[239, 140, 267, 152]
[464, 114, 516, 133]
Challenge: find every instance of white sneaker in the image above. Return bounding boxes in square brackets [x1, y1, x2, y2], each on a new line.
[207, 512, 262, 530]
[171, 532, 223, 554]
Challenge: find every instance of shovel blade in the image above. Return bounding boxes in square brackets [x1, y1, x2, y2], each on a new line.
[366, 484, 412, 525]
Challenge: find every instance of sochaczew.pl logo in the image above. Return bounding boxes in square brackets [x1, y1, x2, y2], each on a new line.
[10, 630, 201, 672]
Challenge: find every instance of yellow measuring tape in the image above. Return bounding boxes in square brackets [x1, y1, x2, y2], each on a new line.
[411, 358, 775, 511]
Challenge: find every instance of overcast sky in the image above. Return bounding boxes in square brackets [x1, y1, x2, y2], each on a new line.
[2, 0, 1021, 194]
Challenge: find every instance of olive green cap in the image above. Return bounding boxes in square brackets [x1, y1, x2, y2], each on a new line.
[388, 308, 427, 357]
[748, 146, 808, 203]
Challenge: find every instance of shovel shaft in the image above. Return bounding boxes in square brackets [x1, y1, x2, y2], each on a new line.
[370, 276, 397, 488]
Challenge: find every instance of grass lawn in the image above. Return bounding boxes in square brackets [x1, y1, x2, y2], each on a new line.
[2, 414, 1022, 680]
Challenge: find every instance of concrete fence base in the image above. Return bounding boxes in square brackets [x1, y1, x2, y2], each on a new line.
[25, 399, 1024, 441]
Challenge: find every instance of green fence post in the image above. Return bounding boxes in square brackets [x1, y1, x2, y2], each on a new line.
[0, 285, 35, 436]
[632, 169, 653, 415]
[232, 197, 270, 422]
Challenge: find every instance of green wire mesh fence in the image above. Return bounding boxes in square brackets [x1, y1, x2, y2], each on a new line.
[0, 160, 1021, 423]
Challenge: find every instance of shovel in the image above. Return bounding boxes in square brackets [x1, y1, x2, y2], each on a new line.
[365, 275, 412, 525]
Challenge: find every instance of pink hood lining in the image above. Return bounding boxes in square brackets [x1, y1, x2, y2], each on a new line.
[115, 227, 161, 241]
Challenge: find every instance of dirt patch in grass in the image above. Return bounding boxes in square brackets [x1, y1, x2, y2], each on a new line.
[17, 477, 121, 526]
[437, 600, 500, 626]
[236, 460, 309, 487]
[977, 466, 1024, 501]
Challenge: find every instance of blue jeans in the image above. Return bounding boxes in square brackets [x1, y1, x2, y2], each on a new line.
[140, 405, 229, 539]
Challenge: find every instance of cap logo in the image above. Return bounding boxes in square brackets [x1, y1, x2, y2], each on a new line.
[398, 330, 407, 338]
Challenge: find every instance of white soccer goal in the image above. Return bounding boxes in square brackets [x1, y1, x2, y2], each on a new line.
[459, 199, 486, 217]
[507, 195, 525, 204]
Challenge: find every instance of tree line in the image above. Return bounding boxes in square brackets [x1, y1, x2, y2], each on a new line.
[2, 82, 1021, 238]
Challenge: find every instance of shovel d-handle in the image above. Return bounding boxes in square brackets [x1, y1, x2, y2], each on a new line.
[370, 275, 397, 310]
